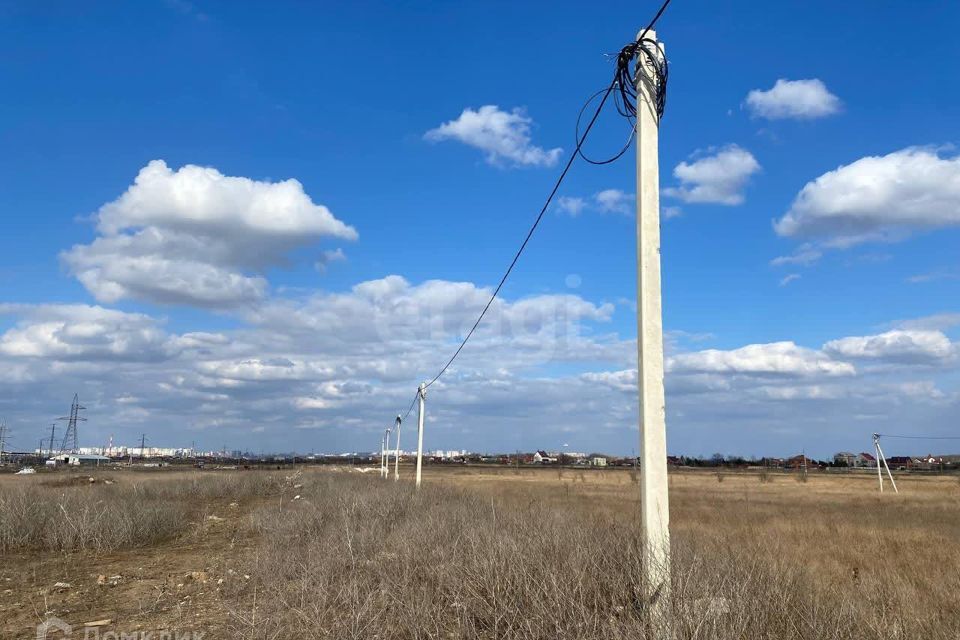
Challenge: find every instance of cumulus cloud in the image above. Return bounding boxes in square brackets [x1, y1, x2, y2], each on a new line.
[62, 160, 356, 307]
[824, 330, 956, 365]
[663, 145, 760, 205]
[0, 304, 177, 362]
[745, 78, 841, 120]
[424, 105, 562, 167]
[774, 148, 960, 246]
[668, 341, 854, 377]
[0, 291, 956, 456]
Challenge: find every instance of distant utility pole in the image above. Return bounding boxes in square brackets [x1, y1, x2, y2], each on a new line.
[382, 427, 391, 480]
[634, 29, 671, 621]
[415, 383, 426, 489]
[0, 421, 7, 463]
[393, 414, 402, 481]
[140, 433, 147, 460]
[48, 423, 57, 458]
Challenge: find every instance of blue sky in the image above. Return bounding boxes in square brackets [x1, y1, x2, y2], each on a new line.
[1, 1, 958, 458]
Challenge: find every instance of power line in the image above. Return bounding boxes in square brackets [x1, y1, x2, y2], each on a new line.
[419, 1, 672, 391]
[876, 433, 960, 441]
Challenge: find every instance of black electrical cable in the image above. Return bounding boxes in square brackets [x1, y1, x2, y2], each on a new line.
[876, 434, 960, 440]
[380, 0, 675, 432]
[401, 391, 418, 422]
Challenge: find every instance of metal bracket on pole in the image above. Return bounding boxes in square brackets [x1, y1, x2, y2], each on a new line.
[415, 383, 426, 489]
[393, 414, 402, 481]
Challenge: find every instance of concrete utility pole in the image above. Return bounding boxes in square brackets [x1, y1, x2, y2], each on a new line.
[383, 428, 391, 480]
[634, 29, 671, 618]
[393, 414, 402, 481]
[415, 383, 426, 489]
[873, 433, 899, 494]
[379, 434, 386, 478]
[48, 423, 56, 458]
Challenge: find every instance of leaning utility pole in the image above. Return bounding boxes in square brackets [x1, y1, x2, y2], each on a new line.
[634, 29, 671, 619]
[873, 433, 898, 493]
[415, 383, 426, 489]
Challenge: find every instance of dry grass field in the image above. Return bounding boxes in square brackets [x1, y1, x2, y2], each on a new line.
[1, 465, 958, 639]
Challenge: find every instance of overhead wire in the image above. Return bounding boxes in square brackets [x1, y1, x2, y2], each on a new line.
[385, 0, 674, 425]
[876, 433, 960, 440]
[420, 0, 672, 391]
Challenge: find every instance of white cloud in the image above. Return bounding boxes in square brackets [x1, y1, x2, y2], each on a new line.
[557, 196, 587, 216]
[824, 330, 956, 365]
[424, 105, 562, 167]
[1, 291, 957, 456]
[774, 148, 960, 246]
[62, 160, 356, 308]
[668, 341, 854, 377]
[770, 243, 823, 267]
[779, 274, 801, 286]
[594, 189, 633, 214]
[0, 305, 176, 362]
[315, 248, 346, 272]
[663, 145, 760, 205]
[557, 190, 637, 217]
[745, 79, 841, 120]
[893, 313, 960, 332]
[906, 270, 960, 284]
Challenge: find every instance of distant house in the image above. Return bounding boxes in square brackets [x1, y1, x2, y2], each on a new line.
[532, 450, 555, 464]
[785, 454, 815, 470]
[886, 456, 913, 470]
[590, 456, 608, 468]
[833, 452, 856, 466]
[856, 452, 877, 468]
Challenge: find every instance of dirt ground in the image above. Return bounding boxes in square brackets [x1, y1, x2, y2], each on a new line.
[2, 465, 958, 638]
[0, 469, 272, 639]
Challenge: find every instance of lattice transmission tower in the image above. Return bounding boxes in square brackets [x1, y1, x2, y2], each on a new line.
[56, 394, 86, 455]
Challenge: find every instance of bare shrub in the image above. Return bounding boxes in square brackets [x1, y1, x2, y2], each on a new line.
[0, 472, 289, 554]
[223, 473, 957, 639]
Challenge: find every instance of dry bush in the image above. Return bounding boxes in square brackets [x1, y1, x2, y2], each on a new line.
[224, 472, 960, 640]
[0, 472, 289, 554]
[0, 484, 184, 553]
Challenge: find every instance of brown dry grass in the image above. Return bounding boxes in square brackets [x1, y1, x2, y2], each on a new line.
[1, 466, 958, 639]
[224, 466, 960, 639]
